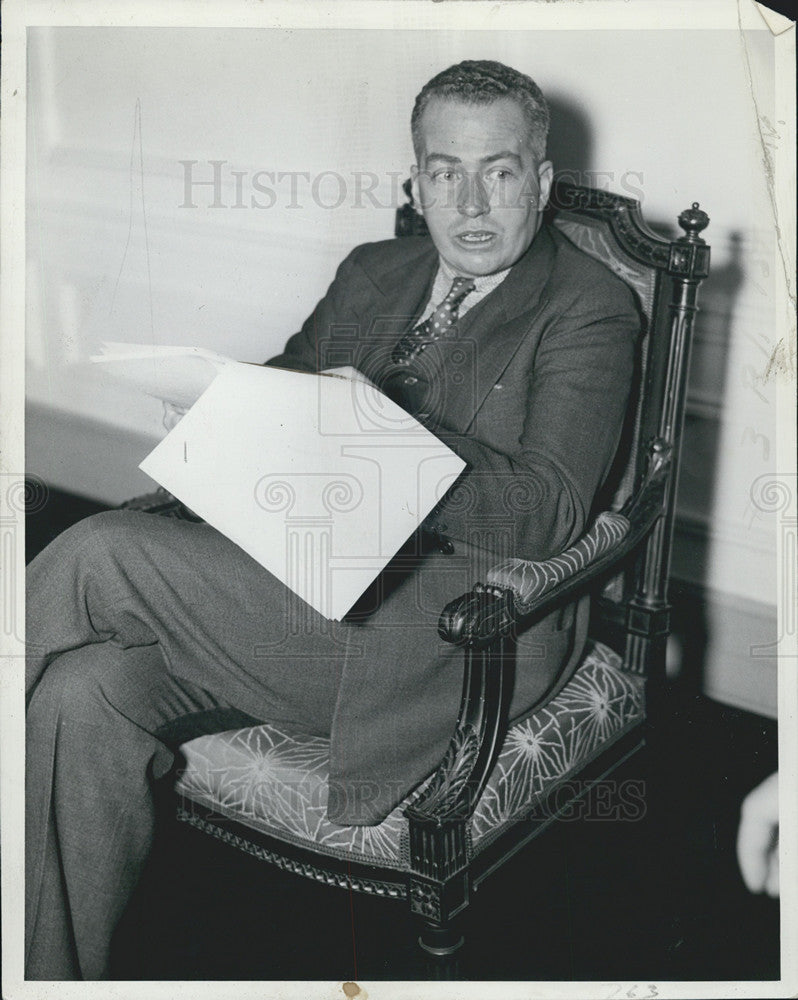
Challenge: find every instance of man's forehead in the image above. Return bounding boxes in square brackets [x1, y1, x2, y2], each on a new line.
[424, 149, 524, 166]
[415, 96, 533, 158]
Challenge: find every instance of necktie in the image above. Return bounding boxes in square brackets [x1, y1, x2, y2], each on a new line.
[391, 276, 476, 365]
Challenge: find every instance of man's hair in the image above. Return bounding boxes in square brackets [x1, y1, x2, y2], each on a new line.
[411, 60, 550, 161]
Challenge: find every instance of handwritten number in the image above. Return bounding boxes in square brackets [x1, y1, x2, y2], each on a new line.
[742, 426, 770, 461]
[606, 985, 658, 999]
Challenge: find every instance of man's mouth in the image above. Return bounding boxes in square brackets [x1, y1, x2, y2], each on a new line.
[455, 231, 497, 246]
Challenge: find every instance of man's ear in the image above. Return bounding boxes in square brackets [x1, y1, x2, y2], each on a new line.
[537, 160, 554, 213]
[410, 164, 424, 216]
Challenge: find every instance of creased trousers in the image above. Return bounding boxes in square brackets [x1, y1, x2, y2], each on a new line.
[25, 510, 351, 980]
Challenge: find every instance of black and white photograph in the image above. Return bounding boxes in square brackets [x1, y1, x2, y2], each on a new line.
[1, 0, 795, 996]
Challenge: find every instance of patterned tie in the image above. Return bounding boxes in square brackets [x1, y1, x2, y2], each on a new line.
[391, 276, 476, 365]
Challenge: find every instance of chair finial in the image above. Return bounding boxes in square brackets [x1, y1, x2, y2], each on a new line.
[678, 203, 710, 242]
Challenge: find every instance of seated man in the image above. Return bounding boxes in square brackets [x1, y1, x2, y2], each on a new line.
[25, 59, 639, 979]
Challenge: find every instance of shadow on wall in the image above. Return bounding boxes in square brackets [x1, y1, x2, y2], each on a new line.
[668, 232, 746, 698]
[546, 95, 593, 182]
[546, 95, 752, 705]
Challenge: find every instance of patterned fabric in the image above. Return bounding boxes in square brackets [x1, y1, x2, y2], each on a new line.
[176, 640, 644, 870]
[486, 511, 630, 612]
[391, 276, 475, 364]
[552, 216, 657, 324]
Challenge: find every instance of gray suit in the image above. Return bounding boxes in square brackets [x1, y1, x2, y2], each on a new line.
[268, 223, 639, 823]
[25, 223, 638, 977]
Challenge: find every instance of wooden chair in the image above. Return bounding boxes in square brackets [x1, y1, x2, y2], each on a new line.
[166, 179, 711, 967]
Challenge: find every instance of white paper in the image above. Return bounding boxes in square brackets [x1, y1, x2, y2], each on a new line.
[139, 364, 466, 620]
[90, 342, 241, 410]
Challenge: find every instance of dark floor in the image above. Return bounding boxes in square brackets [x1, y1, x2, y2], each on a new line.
[26, 487, 780, 982]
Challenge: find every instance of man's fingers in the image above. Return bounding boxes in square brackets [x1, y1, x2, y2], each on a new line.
[765, 848, 780, 898]
[737, 816, 770, 892]
[737, 772, 779, 894]
[162, 401, 188, 432]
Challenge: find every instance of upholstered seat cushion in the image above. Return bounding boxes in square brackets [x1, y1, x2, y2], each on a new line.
[175, 640, 644, 870]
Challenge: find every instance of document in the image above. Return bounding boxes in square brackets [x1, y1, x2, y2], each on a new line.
[90, 341, 240, 410]
[138, 362, 466, 621]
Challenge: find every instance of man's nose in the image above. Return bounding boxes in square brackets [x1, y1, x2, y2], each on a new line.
[457, 175, 490, 218]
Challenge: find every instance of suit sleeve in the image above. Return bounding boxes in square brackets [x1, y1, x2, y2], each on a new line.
[432, 278, 639, 563]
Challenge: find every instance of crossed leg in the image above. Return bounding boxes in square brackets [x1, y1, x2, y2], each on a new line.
[25, 510, 348, 979]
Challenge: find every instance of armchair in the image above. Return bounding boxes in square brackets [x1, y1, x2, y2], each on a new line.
[161, 180, 711, 969]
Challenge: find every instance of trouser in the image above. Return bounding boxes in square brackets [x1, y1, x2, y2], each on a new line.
[25, 510, 348, 979]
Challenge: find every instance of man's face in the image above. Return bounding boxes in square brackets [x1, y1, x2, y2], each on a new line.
[411, 96, 553, 278]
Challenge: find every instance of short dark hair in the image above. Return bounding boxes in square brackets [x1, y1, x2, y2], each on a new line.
[411, 60, 550, 161]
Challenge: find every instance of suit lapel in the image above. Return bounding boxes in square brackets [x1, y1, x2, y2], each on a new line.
[442, 225, 557, 433]
[367, 239, 439, 336]
[356, 227, 557, 433]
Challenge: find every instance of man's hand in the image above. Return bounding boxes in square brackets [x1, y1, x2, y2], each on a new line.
[162, 401, 188, 432]
[736, 771, 779, 896]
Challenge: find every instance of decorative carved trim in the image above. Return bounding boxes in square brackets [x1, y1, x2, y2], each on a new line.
[438, 587, 515, 648]
[406, 723, 481, 823]
[610, 205, 672, 269]
[176, 807, 407, 900]
[409, 880, 443, 922]
[548, 182, 672, 269]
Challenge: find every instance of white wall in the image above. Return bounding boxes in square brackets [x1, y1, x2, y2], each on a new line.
[25, 25, 785, 714]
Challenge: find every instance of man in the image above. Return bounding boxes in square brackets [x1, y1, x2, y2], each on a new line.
[25, 60, 639, 979]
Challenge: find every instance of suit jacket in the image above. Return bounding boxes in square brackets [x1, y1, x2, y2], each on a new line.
[267, 223, 639, 824]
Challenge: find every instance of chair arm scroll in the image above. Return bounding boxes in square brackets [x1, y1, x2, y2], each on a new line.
[438, 586, 515, 649]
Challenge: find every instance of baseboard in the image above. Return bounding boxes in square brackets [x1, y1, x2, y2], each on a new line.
[26, 401, 161, 506]
[669, 579, 777, 720]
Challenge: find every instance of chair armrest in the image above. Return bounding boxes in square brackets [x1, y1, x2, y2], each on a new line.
[404, 440, 672, 832]
[487, 511, 631, 614]
[442, 436, 673, 637]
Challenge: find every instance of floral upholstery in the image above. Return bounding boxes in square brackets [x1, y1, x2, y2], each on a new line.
[486, 512, 630, 612]
[175, 640, 644, 870]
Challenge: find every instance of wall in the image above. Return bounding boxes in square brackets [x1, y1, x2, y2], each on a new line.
[25, 24, 785, 716]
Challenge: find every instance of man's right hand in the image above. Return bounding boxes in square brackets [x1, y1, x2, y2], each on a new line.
[162, 401, 188, 432]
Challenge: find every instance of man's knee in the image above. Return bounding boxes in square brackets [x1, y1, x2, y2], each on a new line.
[28, 646, 121, 724]
[60, 509, 158, 559]
[27, 645, 175, 779]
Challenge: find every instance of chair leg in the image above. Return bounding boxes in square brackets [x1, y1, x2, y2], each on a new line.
[418, 920, 464, 956]
[417, 920, 464, 979]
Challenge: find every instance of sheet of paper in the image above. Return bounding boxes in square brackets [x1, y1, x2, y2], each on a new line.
[139, 364, 466, 620]
[90, 342, 241, 409]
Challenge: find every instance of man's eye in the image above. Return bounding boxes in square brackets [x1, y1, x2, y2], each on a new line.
[432, 170, 458, 182]
[487, 167, 514, 181]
